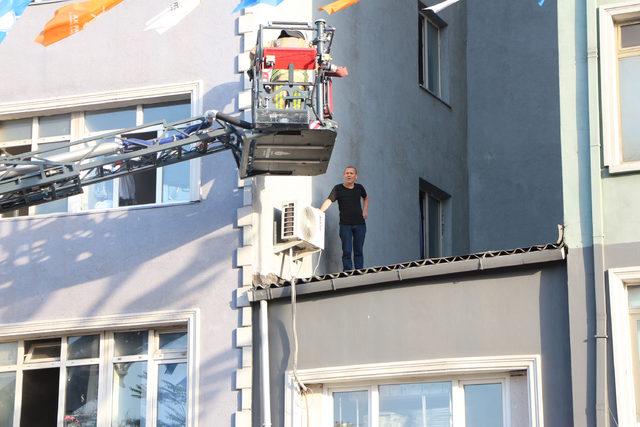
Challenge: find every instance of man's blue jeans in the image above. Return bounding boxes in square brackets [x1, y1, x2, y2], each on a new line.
[339, 223, 366, 271]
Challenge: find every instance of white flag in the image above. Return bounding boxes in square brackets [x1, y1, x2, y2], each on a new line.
[424, 0, 461, 14]
[144, 0, 200, 35]
[0, 11, 17, 32]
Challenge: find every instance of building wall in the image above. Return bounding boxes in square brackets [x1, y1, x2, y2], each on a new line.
[593, 1, 640, 425]
[466, 0, 564, 252]
[308, 0, 470, 272]
[255, 262, 573, 426]
[0, 0, 246, 424]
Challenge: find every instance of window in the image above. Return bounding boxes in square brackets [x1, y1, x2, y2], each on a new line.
[609, 267, 640, 425]
[617, 22, 640, 163]
[599, 4, 640, 172]
[419, 179, 450, 258]
[418, 3, 447, 98]
[0, 328, 188, 426]
[330, 379, 511, 427]
[0, 99, 196, 218]
[286, 356, 543, 427]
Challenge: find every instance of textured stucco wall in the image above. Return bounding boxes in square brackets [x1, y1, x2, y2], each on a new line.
[253, 262, 573, 426]
[466, 0, 563, 252]
[0, 0, 245, 424]
[310, 0, 470, 272]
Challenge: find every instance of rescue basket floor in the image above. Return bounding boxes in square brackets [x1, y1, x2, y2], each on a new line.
[239, 127, 337, 178]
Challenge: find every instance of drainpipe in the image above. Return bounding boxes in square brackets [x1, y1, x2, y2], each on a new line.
[585, 0, 608, 425]
[260, 299, 272, 427]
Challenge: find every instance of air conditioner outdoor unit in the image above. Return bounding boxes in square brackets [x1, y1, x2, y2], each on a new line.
[281, 202, 325, 252]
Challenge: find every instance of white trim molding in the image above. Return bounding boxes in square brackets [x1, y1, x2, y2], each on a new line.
[284, 355, 544, 427]
[0, 81, 203, 119]
[0, 309, 200, 427]
[608, 267, 640, 426]
[599, 2, 640, 173]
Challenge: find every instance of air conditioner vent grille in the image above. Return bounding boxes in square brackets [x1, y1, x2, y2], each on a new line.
[282, 202, 296, 238]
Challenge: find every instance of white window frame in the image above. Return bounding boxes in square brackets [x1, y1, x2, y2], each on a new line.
[422, 15, 442, 96]
[284, 355, 544, 427]
[0, 309, 199, 427]
[0, 82, 203, 218]
[325, 375, 509, 427]
[608, 267, 640, 426]
[599, 2, 640, 173]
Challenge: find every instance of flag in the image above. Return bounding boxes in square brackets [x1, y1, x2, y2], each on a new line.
[319, 0, 359, 14]
[0, 0, 31, 44]
[423, 0, 461, 14]
[35, 0, 124, 46]
[145, 0, 200, 35]
[233, 0, 283, 13]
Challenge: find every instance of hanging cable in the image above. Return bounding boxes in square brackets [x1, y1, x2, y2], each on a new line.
[289, 248, 308, 394]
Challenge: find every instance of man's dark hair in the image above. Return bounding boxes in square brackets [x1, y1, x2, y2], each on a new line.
[278, 29, 305, 40]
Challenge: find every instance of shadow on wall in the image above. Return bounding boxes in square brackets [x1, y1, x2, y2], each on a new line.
[538, 266, 575, 425]
[0, 155, 242, 323]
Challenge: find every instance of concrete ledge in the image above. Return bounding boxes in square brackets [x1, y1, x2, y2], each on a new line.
[236, 367, 252, 389]
[250, 246, 566, 302]
[236, 326, 252, 347]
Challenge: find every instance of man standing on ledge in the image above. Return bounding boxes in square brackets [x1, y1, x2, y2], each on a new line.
[320, 166, 369, 271]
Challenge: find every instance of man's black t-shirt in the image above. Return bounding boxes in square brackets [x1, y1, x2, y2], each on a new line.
[328, 183, 367, 225]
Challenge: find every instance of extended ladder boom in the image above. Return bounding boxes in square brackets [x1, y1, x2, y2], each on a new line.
[0, 112, 244, 214]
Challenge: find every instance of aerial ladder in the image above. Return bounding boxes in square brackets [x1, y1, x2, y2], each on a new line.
[0, 20, 341, 214]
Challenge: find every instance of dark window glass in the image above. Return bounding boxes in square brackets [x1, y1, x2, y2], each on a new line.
[20, 368, 60, 426]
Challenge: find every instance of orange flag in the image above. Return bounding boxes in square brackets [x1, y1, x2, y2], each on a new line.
[35, 0, 124, 46]
[319, 0, 359, 14]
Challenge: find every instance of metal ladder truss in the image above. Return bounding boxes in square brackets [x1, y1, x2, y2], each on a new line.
[0, 115, 242, 214]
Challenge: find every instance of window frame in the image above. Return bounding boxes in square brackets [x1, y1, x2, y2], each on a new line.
[418, 2, 448, 103]
[599, 3, 640, 173]
[0, 309, 198, 427]
[419, 178, 450, 259]
[608, 267, 640, 426]
[326, 375, 509, 427]
[0, 82, 203, 218]
[284, 355, 544, 427]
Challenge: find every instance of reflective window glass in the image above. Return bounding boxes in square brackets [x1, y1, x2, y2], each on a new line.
[333, 390, 368, 427]
[39, 114, 71, 138]
[86, 181, 114, 210]
[143, 101, 191, 124]
[0, 118, 31, 142]
[24, 338, 61, 362]
[85, 107, 136, 133]
[618, 55, 640, 162]
[428, 196, 441, 257]
[114, 331, 148, 356]
[67, 335, 100, 360]
[426, 19, 440, 94]
[379, 382, 452, 427]
[112, 362, 147, 427]
[629, 286, 640, 309]
[0, 342, 17, 366]
[621, 23, 640, 48]
[65, 365, 99, 427]
[162, 162, 191, 203]
[0, 372, 16, 426]
[157, 363, 188, 427]
[464, 383, 503, 427]
[144, 101, 192, 204]
[159, 332, 188, 351]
